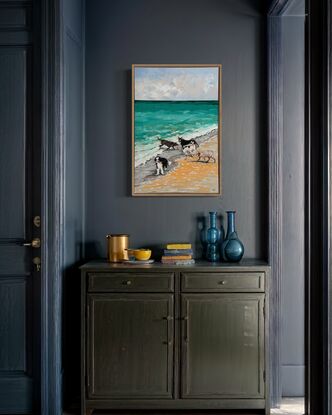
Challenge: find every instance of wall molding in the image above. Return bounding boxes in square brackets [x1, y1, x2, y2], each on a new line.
[327, 4, 332, 414]
[40, 0, 64, 413]
[269, 0, 291, 15]
[267, 14, 283, 408]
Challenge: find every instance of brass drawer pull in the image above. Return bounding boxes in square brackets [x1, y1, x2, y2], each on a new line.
[164, 315, 173, 346]
[218, 280, 227, 285]
[123, 280, 132, 285]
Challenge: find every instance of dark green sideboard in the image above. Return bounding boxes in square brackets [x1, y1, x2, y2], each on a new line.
[80, 260, 270, 415]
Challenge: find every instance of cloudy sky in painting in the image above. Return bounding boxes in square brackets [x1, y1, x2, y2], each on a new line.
[134, 67, 219, 101]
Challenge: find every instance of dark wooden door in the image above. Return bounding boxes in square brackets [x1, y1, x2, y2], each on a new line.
[0, 1, 41, 413]
[181, 293, 265, 398]
[87, 293, 174, 399]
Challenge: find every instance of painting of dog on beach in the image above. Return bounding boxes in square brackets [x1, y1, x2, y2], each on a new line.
[132, 64, 221, 196]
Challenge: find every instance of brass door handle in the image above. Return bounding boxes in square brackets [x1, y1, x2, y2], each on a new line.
[23, 238, 41, 248]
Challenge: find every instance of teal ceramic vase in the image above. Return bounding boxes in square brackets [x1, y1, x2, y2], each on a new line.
[221, 211, 244, 262]
[206, 212, 221, 262]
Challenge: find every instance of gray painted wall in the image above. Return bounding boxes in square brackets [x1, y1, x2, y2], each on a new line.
[281, 16, 305, 396]
[84, 0, 268, 259]
[62, 0, 85, 404]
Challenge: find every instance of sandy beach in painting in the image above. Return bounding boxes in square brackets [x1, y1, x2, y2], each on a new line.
[134, 128, 219, 194]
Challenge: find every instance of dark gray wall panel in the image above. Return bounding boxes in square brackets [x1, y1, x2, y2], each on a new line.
[85, 0, 267, 259]
[64, 29, 83, 269]
[281, 16, 305, 396]
[0, 48, 28, 240]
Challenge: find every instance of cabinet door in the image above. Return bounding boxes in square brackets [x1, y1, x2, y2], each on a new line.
[181, 294, 265, 398]
[87, 293, 174, 399]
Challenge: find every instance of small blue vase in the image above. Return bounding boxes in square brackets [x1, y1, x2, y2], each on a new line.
[221, 211, 244, 262]
[206, 212, 220, 262]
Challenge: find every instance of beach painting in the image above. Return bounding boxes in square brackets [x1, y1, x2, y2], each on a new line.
[132, 64, 221, 196]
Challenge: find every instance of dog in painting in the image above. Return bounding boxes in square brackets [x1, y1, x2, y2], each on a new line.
[155, 156, 171, 175]
[178, 136, 199, 149]
[157, 137, 178, 150]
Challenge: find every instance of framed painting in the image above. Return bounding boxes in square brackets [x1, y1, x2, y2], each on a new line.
[132, 64, 222, 196]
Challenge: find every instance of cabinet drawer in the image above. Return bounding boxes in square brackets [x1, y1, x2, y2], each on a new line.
[88, 272, 174, 292]
[181, 272, 265, 292]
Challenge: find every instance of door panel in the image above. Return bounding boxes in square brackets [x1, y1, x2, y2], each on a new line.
[0, 245, 28, 275]
[88, 293, 174, 399]
[0, 277, 33, 413]
[0, 278, 27, 370]
[181, 293, 264, 398]
[0, 47, 28, 240]
[0, 1, 40, 412]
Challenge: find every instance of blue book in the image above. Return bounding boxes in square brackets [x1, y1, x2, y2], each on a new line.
[163, 249, 193, 256]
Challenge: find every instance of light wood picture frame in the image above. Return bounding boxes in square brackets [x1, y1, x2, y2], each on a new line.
[132, 64, 222, 196]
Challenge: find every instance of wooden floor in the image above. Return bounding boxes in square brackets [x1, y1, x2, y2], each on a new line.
[271, 398, 305, 415]
[64, 398, 305, 415]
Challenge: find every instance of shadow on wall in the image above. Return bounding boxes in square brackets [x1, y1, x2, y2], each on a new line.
[126, 69, 132, 197]
[62, 256, 86, 407]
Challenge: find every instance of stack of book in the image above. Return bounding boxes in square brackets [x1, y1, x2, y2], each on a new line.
[161, 243, 195, 265]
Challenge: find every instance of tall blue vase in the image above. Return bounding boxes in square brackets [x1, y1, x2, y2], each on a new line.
[206, 212, 221, 262]
[221, 211, 244, 262]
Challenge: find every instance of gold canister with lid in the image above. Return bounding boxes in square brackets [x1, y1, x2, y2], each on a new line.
[106, 234, 129, 262]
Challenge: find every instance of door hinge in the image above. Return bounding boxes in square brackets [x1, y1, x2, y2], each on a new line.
[263, 303, 265, 317]
[263, 370, 266, 382]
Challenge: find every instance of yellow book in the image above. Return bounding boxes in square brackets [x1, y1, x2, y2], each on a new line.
[166, 243, 192, 250]
[162, 255, 192, 261]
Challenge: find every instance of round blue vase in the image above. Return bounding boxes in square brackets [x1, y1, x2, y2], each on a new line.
[206, 212, 220, 262]
[221, 211, 244, 262]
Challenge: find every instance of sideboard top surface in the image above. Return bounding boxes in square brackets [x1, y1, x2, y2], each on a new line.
[80, 259, 270, 272]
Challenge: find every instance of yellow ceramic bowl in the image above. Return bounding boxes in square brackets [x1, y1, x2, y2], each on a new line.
[126, 249, 152, 261]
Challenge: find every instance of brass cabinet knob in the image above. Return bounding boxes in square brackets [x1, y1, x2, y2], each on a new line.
[219, 280, 227, 285]
[123, 280, 132, 285]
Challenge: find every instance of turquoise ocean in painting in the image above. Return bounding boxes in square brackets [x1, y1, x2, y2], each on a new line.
[134, 100, 219, 167]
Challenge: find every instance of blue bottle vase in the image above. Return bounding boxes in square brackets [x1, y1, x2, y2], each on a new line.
[221, 211, 244, 262]
[206, 212, 221, 262]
